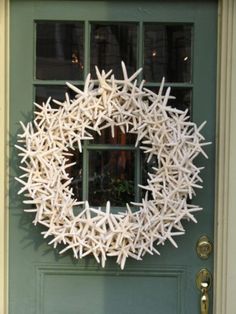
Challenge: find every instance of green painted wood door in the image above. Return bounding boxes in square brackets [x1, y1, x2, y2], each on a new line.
[9, 1, 217, 313]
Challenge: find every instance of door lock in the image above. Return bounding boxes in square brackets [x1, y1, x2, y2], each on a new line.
[196, 235, 213, 259]
[196, 268, 212, 314]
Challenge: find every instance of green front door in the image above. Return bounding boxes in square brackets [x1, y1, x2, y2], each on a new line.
[9, 1, 217, 313]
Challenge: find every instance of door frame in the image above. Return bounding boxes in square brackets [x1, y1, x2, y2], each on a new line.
[0, 0, 235, 313]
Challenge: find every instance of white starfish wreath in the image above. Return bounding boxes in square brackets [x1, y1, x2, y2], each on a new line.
[15, 62, 209, 269]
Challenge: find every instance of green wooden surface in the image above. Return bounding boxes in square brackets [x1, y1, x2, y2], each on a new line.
[9, 1, 217, 313]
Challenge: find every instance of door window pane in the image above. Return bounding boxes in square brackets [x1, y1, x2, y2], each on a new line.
[34, 21, 193, 209]
[144, 24, 192, 83]
[64, 148, 83, 202]
[36, 22, 84, 80]
[88, 150, 135, 207]
[35, 85, 80, 104]
[147, 86, 192, 113]
[168, 88, 192, 113]
[90, 127, 136, 145]
[90, 23, 137, 79]
[141, 153, 158, 200]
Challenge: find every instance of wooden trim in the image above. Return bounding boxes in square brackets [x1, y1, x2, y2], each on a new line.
[1, 0, 236, 312]
[214, 0, 236, 313]
[0, 0, 9, 313]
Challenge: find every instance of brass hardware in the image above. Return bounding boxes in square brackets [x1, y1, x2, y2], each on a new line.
[196, 235, 213, 259]
[196, 268, 212, 314]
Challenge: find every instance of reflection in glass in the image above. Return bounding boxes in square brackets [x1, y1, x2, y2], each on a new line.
[144, 24, 192, 82]
[35, 85, 80, 105]
[36, 22, 84, 80]
[90, 126, 136, 145]
[89, 150, 135, 207]
[90, 23, 137, 79]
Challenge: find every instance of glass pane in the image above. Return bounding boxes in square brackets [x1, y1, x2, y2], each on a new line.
[35, 85, 80, 105]
[90, 127, 136, 145]
[141, 153, 158, 200]
[36, 22, 84, 80]
[89, 150, 135, 207]
[146, 86, 192, 114]
[90, 23, 137, 79]
[144, 24, 192, 83]
[168, 88, 192, 113]
[64, 148, 83, 202]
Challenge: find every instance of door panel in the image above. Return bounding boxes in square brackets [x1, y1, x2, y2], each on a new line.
[9, 1, 217, 313]
[36, 266, 184, 314]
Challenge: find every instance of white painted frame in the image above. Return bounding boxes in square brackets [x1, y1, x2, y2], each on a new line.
[214, 0, 236, 312]
[0, 0, 235, 312]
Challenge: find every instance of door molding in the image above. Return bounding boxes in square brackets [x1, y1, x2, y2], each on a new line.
[1, 0, 235, 313]
[214, 0, 236, 313]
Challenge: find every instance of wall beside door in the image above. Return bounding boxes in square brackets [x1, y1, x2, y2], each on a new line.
[0, 0, 236, 313]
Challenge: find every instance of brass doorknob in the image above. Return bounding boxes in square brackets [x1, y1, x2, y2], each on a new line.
[196, 235, 213, 259]
[196, 268, 212, 314]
